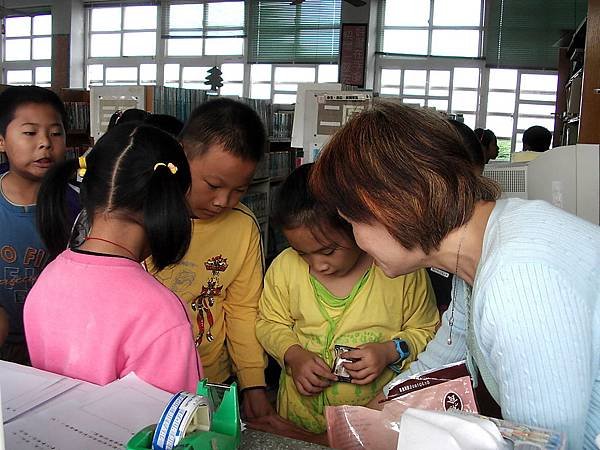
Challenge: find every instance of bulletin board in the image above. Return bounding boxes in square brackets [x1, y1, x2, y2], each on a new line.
[339, 23, 368, 88]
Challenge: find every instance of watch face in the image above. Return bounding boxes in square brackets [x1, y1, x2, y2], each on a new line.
[399, 341, 409, 355]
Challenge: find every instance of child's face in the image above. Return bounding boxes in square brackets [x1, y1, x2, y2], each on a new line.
[284, 225, 364, 278]
[0, 103, 66, 182]
[186, 143, 257, 219]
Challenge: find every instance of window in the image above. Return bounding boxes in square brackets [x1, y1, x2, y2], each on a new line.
[378, 65, 481, 129]
[378, 0, 483, 58]
[2, 14, 52, 86]
[486, 69, 557, 158]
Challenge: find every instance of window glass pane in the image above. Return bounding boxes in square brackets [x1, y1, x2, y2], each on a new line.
[489, 69, 517, 90]
[207, 2, 244, 27]
[222, 63, 244, 81]
[518, 103, 555, 116]
[383, 30, 428, 55]
[5, 39, 31, 61]
[167, 38, 203, 56]
[453, 68, 479, 89]
[33, 15, 51, 35]
[451, 90, 478, 111]
[488, 92, 516, 113]
[169, 4, 203, 29]
[35, 67, 51, 85]
[251, 83, 271, 99]
[274, 83, 298, 93]
[140, 64, 157, 85]
[221, 83, 243, 97]
[91, 8, 121, 32]
[5, 17, 31, 37]
[32, 37, 52, 60]
[427, 99, 448, 111]
[123, 32, 156, 56]
[486, 115, 513, 138]
[318, 65, 338, 83]
[462, 114, 476, 129]
[90, 33, 121, 57]
[517, 116, 555, 132]
[182, 66, 211, 89]
[433, 0, 481, 26]
[429, 70, 450, 96]
[252, 64, 272, 82]
[403, 70, 426, 96]
[274, 93, 296, 104]
[385, 0, 429, 26]
[402, 98, 425, 107]
[515, 133, 523, 149]
[87, 64, 104, 86]
[381, 69, 401, 87]
[496, 138, 511, 160]
[381, 87, 400, 96]
[519, 92, 556, 102]
[274, 67, 315, 83]
[520, 74, 557, 93]
[7, 70, 32, 84]
[124, 6, 156, 30]
[106, 67, 138, 85]
[205, 37, 243, 55]
[164, 64, 180, 87]
[431, 30, 480, 57]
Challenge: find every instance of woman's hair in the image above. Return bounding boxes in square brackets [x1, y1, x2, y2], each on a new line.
[310, 102, 500, 254]
[272, 163, 353, 246]
[144, 114, 184, 137]
[473, 128, 497, 148]
[0, 86, 67, 136]
[179, 98, 266, 162]
[37, 123, 192, 269]
[449, 120, 485, 171]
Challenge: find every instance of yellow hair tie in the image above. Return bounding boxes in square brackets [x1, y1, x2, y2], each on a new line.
[78, 156, 87, 178]
[153, 162, 178, 175]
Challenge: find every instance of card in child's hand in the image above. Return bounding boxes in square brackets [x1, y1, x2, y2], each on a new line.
[332, 344, 359, 383]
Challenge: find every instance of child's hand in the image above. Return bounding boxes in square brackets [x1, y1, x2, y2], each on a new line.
[342, 342, 398, 385]
[284, 344, 338, 396]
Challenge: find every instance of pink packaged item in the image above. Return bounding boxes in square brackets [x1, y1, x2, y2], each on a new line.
[326, 361, 477, 450]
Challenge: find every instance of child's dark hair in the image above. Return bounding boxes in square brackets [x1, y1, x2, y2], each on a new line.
[0, 86, 67, 136]
[523, 125, 552, 152]
[107, 108, 149, 131]
[474, 128, 497, 148]
[37, 123, 192, 269]
[144, 114, 184, 137]
[449, 120, 485, 170]
[272, 163, 353, 246]
[180, 98, 266, 162]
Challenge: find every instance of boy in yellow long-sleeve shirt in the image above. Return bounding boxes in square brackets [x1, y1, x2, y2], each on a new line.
[253, 164, 439, 436]
[152, 98, 271, 418]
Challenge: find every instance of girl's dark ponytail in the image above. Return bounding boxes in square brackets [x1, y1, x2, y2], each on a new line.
[143, 163, 191, 271]
[37, 158, 79, 260]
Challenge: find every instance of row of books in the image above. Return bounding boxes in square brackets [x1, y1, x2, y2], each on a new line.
[241, 191, 269, 221]
[270, 150, 293, 179]
[65, 102, 90, 132]
[152, 86, 209, 123]
[272, 111, 294, 139]
[239, 98, 273, 133]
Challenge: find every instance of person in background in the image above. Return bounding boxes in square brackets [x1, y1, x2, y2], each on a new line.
[27, 122, 202, 394]
[310, 101, 599, 450]
[151, 98, 273, 418]
[474, 128, 499, 163]
[0, 86, 68, 364]
[511, 125, 553, 163]
[250, 164, 438, 443]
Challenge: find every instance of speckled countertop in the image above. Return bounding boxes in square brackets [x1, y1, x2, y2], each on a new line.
[240, 430, 329, 449]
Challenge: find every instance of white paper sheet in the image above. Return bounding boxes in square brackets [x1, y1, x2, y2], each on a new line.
[5, 373, 171, 450]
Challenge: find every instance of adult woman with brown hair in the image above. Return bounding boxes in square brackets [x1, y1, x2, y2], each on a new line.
[310, 101, 599, 449]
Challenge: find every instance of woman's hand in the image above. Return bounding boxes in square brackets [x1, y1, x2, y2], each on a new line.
[284, 345, 337, 396]
[342, 341, 398, 385]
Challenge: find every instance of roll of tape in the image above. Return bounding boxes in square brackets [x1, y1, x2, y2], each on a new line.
[152, 391, 212, 450]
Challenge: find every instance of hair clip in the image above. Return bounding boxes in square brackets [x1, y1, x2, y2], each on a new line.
[153, 162, 178, 175]
[78, 156, 87, 178]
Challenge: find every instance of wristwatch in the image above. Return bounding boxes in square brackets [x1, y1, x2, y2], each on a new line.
[392, 338, 410, 364]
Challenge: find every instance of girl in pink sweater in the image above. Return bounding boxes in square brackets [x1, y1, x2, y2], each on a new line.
[25, 122, 203, 393]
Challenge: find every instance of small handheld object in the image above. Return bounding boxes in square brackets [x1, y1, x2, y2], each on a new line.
[127, 379, 240, 450]
[332, 344, 359, 383]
